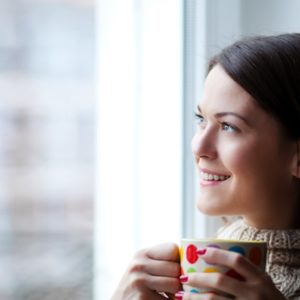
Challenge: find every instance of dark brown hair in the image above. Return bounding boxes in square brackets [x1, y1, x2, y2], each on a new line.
[209, 33, 300, 140]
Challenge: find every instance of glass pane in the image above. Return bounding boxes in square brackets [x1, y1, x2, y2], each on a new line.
[0, 0, 95, 299]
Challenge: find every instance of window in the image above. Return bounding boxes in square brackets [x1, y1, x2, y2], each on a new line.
[0, 1, 95, 299]
[95, 0, 183, 298]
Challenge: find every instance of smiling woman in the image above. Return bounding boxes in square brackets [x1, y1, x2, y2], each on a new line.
[190, 34, 300, 300]
[112, 33, 300, 300]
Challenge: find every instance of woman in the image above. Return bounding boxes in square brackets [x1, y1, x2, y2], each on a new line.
[111, 33, 300, 299]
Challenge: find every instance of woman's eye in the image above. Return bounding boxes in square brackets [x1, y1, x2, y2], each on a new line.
[194, 113, 205, 126]
[221, 122, 237, 132]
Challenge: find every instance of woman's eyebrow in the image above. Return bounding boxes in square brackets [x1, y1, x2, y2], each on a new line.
[215, 112, 251, 126]
[196, 105, 251, 126]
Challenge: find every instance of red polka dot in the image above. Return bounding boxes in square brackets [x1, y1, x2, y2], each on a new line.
[249, 247, 262, 266]
[186, 244, 198, 264]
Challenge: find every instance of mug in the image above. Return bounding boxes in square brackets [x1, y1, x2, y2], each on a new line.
[180, 238, 267, 294]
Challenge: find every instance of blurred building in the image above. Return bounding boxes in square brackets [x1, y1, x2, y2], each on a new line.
[0, 0, 95, 299]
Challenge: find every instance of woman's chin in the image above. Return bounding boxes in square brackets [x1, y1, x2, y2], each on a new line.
[197, 199, 224, 216]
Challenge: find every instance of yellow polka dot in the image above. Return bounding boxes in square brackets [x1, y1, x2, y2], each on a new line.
[203, 267, 220, 273]
[179, 246, 183, 262]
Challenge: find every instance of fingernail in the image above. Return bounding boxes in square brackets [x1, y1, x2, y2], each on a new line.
[175, 291, 184, 300]
[197, 248, 207, 255]
[179, 275, 188, 283]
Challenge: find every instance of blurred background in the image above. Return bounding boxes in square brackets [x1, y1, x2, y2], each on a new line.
[0, 0, 94, 299]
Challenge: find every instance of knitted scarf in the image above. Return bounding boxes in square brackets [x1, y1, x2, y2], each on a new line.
[217, 219, 300, 299]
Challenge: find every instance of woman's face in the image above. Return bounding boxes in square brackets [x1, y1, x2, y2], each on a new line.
[191, 65, 298, 228]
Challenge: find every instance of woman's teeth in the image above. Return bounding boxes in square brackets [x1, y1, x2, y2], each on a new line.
[200, 172, 230, 181]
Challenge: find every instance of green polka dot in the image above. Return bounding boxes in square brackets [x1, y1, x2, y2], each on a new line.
[187, 267, 197, 273]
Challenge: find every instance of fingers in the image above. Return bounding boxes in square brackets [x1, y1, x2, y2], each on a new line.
[151, 291, 176, 300]
[182, 271, 284, 299]
[164, 292, 177, 299]
[127, 271, 181, 295]
[175, 291, 228, 300]
[150, 275, 182, 294]
[146, 259, 181, 277]
[146, 243, 180, 262]
[182, 272, 242, 297]
[130, 253, 180, 277]
[137, 290, 174, 300]
[126, 243, 182, 295]
[131, 244, 181, 277]
[201, 247, 263, 280]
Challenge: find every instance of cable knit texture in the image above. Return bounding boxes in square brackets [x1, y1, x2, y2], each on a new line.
[217, 219, 300, 299]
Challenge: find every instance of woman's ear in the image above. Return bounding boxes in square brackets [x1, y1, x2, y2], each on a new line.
[292, 140, 300, 178]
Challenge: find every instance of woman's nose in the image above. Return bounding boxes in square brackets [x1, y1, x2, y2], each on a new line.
[191, 129, 217, 160]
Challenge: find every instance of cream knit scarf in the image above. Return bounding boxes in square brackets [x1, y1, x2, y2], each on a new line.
[217, 219, 300, 299]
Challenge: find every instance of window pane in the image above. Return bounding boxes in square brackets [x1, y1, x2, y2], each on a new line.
[0, 1, 95, 299]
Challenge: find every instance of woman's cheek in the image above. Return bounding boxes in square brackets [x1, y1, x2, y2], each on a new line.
[224, 142, 260, 183]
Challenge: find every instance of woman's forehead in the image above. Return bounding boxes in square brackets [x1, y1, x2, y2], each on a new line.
[200, 65, 256, 115]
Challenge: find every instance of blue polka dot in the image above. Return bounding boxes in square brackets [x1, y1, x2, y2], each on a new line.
[228, 246, 246, 256]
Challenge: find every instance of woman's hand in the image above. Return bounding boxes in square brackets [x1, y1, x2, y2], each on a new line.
[111, 243, 182, 300]
[177, 247, 286, 300]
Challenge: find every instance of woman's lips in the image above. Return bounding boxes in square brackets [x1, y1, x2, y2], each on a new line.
[199, 169, 231, 186]
[200, 171, 230, 181]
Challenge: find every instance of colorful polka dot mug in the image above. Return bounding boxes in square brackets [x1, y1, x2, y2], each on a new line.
[180, 238, 267, 294]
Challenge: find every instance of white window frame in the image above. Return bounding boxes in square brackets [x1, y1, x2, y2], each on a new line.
[95, 0, 183, 299]
[183, 0, 242, 238]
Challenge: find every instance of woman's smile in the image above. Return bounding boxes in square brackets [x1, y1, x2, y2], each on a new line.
[199, 168, 231, 186]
